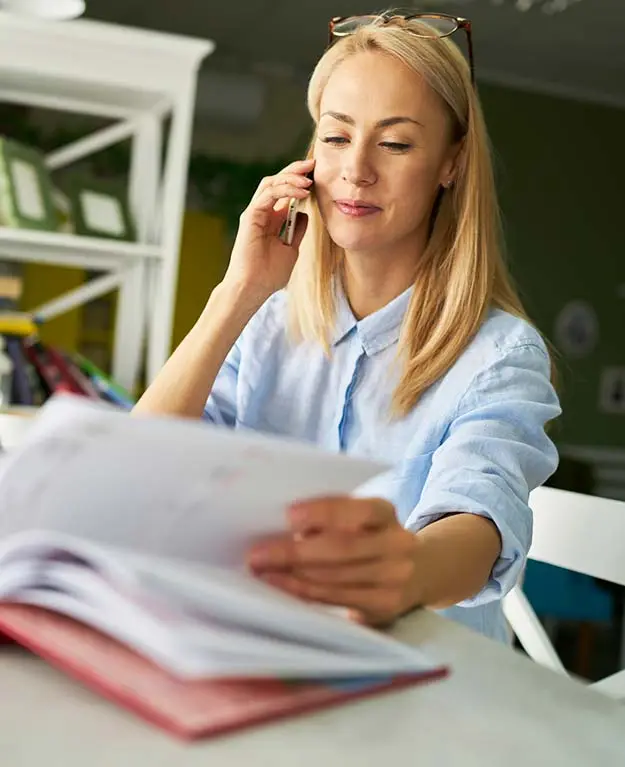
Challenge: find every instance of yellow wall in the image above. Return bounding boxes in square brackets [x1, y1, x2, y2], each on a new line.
[171, 211, 228, 351]
[20, 262, 85, 351]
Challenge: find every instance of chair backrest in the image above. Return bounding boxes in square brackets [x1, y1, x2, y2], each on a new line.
[503, 486, 625, 699]
[527, 486, 625, 588]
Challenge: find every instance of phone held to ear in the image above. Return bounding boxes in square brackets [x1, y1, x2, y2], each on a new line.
[279, 171, 314, 246]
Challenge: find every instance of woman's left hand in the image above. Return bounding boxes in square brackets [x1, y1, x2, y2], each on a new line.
[246, 497, 423, 626]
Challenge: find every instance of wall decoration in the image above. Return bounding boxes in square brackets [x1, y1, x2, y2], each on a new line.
[598, 367, 625, 415]
[554, 300, 598, 358]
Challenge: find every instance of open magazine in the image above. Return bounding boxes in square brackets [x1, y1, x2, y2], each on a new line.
[0, 396, 447, 738]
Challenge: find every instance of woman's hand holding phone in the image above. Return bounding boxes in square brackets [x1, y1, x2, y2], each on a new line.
[221, 158, 314, 307]
[134, 158, 314, 418]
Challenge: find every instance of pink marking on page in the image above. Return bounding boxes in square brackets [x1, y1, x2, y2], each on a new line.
[0, 603, 448, 740]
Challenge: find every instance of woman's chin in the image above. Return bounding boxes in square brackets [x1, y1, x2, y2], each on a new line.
[327, 228, 385, 254]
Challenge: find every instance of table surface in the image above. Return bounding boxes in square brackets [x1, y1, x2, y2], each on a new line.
[1, 609, 624, 767]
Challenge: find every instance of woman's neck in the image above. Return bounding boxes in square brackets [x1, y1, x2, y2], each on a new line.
[341, 248, 419, 320]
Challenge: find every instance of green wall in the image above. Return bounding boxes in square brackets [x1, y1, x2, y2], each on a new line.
[480, 84, 625, 447]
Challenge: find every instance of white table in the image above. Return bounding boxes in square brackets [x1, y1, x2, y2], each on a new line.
[1, 610, 624, 766]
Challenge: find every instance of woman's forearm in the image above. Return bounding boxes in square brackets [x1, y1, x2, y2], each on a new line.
[133, 281, 263, 419]
[411, 513, 502, 610]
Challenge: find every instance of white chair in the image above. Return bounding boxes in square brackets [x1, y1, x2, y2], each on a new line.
[503, 486, 625, 700]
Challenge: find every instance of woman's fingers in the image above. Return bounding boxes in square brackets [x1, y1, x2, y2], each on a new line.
[248, 158, 314, 211]
[288, 496, 397, 535]
[253, 172, 313, 198]
[259, 573, 407, 626]
[252, 182, 310, 214]
[247, 496, 419, 626]
[252, 160, 314, 195]
[247, 531, 374, 571]
[247, 527, 416, 571]
[278, 157, 315, 178]
[296, 557, 416, 587]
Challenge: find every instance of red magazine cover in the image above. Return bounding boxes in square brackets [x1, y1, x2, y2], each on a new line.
[0, 604, 449, 741]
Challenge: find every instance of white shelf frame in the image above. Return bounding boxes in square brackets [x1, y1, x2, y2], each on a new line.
[0, 12, 214, 391]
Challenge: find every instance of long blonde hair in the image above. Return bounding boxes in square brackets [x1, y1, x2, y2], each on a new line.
[287, 18, 531, 417]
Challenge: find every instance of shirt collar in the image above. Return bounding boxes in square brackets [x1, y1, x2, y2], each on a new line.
[331, 284, 413, 356]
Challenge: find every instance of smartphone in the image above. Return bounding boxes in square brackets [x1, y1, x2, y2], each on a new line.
[279, 171, 313, 246]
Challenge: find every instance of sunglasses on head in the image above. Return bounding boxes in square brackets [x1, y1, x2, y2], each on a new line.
[328, 12, 475, 84]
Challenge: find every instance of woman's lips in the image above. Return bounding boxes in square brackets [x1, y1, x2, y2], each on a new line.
[334, 200, 382, 218]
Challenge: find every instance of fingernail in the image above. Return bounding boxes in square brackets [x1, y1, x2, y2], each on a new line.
[288, 503, 307, 523]
[247, 547, 271, 569]
[260, 573, 282, 587]
[351, 611, 366, 625]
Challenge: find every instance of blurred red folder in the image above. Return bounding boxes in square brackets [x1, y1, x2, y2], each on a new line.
[0, 603, 449, 741]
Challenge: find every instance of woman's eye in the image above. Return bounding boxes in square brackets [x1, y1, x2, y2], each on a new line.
[321, 136, 349, 145]
[380, 141, 412, 152]
[319, 136, 411, 152]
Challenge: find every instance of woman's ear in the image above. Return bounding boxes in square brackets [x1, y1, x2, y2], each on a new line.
[440, 138, 464, 188]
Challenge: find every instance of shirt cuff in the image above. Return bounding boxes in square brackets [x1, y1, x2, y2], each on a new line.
[405, 487, 530, 608]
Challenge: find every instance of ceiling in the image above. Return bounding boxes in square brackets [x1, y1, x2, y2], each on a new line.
[83, 0, 625, 109]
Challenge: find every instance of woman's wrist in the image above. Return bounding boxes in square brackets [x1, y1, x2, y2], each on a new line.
[408, 514, 500, 610]
[196, 279, 268, 338]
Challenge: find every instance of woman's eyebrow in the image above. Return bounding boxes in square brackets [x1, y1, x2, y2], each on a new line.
[320, 110, 424, 128]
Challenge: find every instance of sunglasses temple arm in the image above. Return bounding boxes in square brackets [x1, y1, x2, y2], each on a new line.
[464, 25, 475, 84]
[327, 20, 334, 47]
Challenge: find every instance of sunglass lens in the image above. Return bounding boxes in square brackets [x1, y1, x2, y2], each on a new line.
[331, 15, 381, 36]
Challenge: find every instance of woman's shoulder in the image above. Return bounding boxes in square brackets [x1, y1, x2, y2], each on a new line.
[448, 308, 551, 388]
[478, 308, 550, 357]
[430, 308, 559, 425]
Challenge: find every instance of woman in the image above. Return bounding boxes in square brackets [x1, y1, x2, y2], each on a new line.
[135, 13, 561, 643]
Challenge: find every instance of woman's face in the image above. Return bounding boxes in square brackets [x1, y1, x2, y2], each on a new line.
[314, 50, 460, 257]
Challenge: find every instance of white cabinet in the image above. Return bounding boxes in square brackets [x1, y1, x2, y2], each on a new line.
[0, 12, 213, 390]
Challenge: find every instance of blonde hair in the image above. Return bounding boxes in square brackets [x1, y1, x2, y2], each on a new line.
[287, 17, 533, 417]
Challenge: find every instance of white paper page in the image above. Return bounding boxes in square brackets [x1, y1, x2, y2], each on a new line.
[0, 530, 436, 674]
[0, 395, 387, 570]
[15, 571, 390, 679]
[14, 587, 428, 679]
[0, 531, 373, 671]
[0, 531, 435, 679]
[124, 549, 430, 666]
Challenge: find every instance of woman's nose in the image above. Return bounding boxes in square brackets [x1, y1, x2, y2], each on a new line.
[341, 147, 377, 187]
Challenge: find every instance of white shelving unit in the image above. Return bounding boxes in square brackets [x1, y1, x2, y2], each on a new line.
[0, 12, 214, 391]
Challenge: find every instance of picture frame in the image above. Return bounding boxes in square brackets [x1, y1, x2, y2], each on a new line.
[0, 137, 59, 232]
[65, 177, 136, 242]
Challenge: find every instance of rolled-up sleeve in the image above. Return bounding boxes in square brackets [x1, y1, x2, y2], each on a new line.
[405, 341, 561, 607]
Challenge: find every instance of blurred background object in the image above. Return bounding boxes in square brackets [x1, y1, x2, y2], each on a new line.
[0, 0, 85, 19]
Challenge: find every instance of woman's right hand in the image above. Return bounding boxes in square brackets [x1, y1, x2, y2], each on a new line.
[221, 157, 314, 304]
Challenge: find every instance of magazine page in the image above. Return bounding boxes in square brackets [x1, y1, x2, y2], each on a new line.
[0, 395, 388, 569]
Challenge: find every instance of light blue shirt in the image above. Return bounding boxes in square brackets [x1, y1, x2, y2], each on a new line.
[203, 286, 561, 642]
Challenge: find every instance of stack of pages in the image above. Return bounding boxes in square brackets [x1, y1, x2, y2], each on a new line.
[0, 395, 447, 739]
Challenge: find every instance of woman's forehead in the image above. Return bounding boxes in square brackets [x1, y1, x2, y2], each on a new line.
[320, 52, 441, 126]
